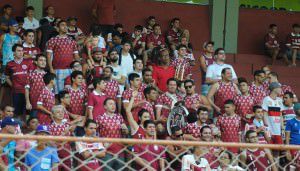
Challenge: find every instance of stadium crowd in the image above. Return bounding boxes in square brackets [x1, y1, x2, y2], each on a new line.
[0, 2, 299, 171]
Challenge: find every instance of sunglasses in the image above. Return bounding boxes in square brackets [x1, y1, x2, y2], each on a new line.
[185, 85, 193, 89]
[175, 134, 183, 138]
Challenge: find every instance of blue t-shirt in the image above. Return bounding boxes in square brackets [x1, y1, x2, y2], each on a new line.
[25, 146, 60, 171]
[3, 141, 16, 171]
[286, 118, 300, 145]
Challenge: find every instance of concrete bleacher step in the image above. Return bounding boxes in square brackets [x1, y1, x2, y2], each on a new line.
[235, 54, 269, 65]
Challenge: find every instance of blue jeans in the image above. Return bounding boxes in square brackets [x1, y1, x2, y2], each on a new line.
[201, 84, 210, 96]
[12, 93, 26, 121]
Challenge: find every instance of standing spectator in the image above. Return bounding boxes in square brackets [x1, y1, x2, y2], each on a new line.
[0, 4, 14, 34]
[282, 92, 296, 126]
[25, 54, 47, 117]
[75, 119, 106, 171]
[262, 82, 284, 145]
[216, 100, 242, 154]
[142, 86, 158, 120]
[171, 45, 192, 81]
[43, 6, 56, 25]
[122, 73, 145, 122]
[15, 16, 25, 38]
[145, 16, 156, 35]
[58, 90, 83, 122]
[0, 20, 21, 66]
[285, 103, 300, 164]
[22, 29, 41, 59]
[234, 78, 257, 128]
[156, 78, 182, 122]
[23, 6, 39, 30]
[199, 41, 215, 96]
[207, 68, 239, 116]
[48, 105, 77, 170]
[85, 47, 106, 84]
[66, 71, 87, 117]
[102, 66, 121, 112]
[205, 48, 237, 85]
[36, 73, 56, 125]
[152, 48, 175, 92]
[37, 18, 56, 51]
[240, 130, 277, 171]
[67, 17, 84, 41]
[0, 117, 18, 171]
[5, 44, 33, 122]
[126, 91, 151, 139]
[132, 120, 166, 170]
[265, 24, 280, 64]
[249, 70, 268, 105]
[87, 78, 107, 120]
[24, 125, 59, 171]
[46, 20, 79, 93]
[181, 146, 211, 170]
[92, 0, 116, 36]
[119, 40, 136, 76]
[141, 68, 158, 92]
[96, 98, 128, 170]
[107, 49, 126, 94]
[130, 58, 143, 79]
[64, 61, 84, 89]
[244, 105, 271, 144]
[167, 17, 181, 51]
[184, 79, 211, 111]
[284, 23, 300, 67]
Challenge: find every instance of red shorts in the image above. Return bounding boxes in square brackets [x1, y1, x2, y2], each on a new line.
[271, 135, 283, 144]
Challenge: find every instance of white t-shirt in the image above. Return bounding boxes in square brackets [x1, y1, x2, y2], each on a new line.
[109, 64, 126, 94]
[23, 17, 40, 30]
[97, 36, 106, 49]
[120, 53, 135, 76]
[262, 96, 283, 136]
[206, 63, 237, 81]
[181, 154, 210, 171]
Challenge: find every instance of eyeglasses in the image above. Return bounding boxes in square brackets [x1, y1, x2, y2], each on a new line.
[110, 52, 118, 55]
[185, 85, 193, 89]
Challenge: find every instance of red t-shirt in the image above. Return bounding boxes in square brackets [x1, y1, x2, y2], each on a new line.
[249, 82, 268, 105]
[152, 65, 175, 92]
[5, 58, 34, 94]
[37, 87, 55, 125]
[264, 33, 279, 47]
[246, 149, 270, 171]
[146, 33, 166, 47]
[167, 29, 181, 44]
[171, 57, 191, 81]
[66, 86, 87, 116]
[184, 122, 202, 138]
[286, 32, 300, 49]
[87, 90, 107, 119]
[47, 35, 78, 69]
[96, 113, 125, 154]
[25, 69, 46, 109]
[92, 0, 115, 25]
[155, 92, 183, 119]
[122, 88, 145, 122]
[104, 79, 120, 100]
[23, 42, 41, 59]
[233, 94, 257, 126]
[184, 93, 203, 111]
[133, 143, 166, 170]
[214, 81, 238, 114]
[132, 126, 146, 139]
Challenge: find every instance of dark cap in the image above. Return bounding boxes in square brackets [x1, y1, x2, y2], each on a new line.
[1, 117, 18, 128]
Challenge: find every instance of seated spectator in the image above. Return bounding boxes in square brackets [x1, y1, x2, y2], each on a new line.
[265, 24, 280, 65]
[181, 146, 211, 170]
[85, 47, 106, 84]
[23, 116, 39, 135]
[0, 4, 14, 34]
[142, 86, 158, 120]
[199, 41, 215, 96]
[174, 35, 195, 65]
[205, 48, 237, 85]
[145, 16, 156, 35]
[140, 68, 158, 92]
[244, 105, 271, 144]
[167, 17, 182, 51]
[24, 125, 59, 171]
[23, 6, 39, 30]
[132, 120, 166, 170]
[284, 23, 300, 67]
[64, 60, 84, 89]
[113, 23, 128, 41]
[22, 29, 41, 59]
[67, 17, 84, 41]
[15, 16, 25, 38]
[240, 130, 277, 171]
[75, 119, 106, 171]
[106, 32, 122, 53]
